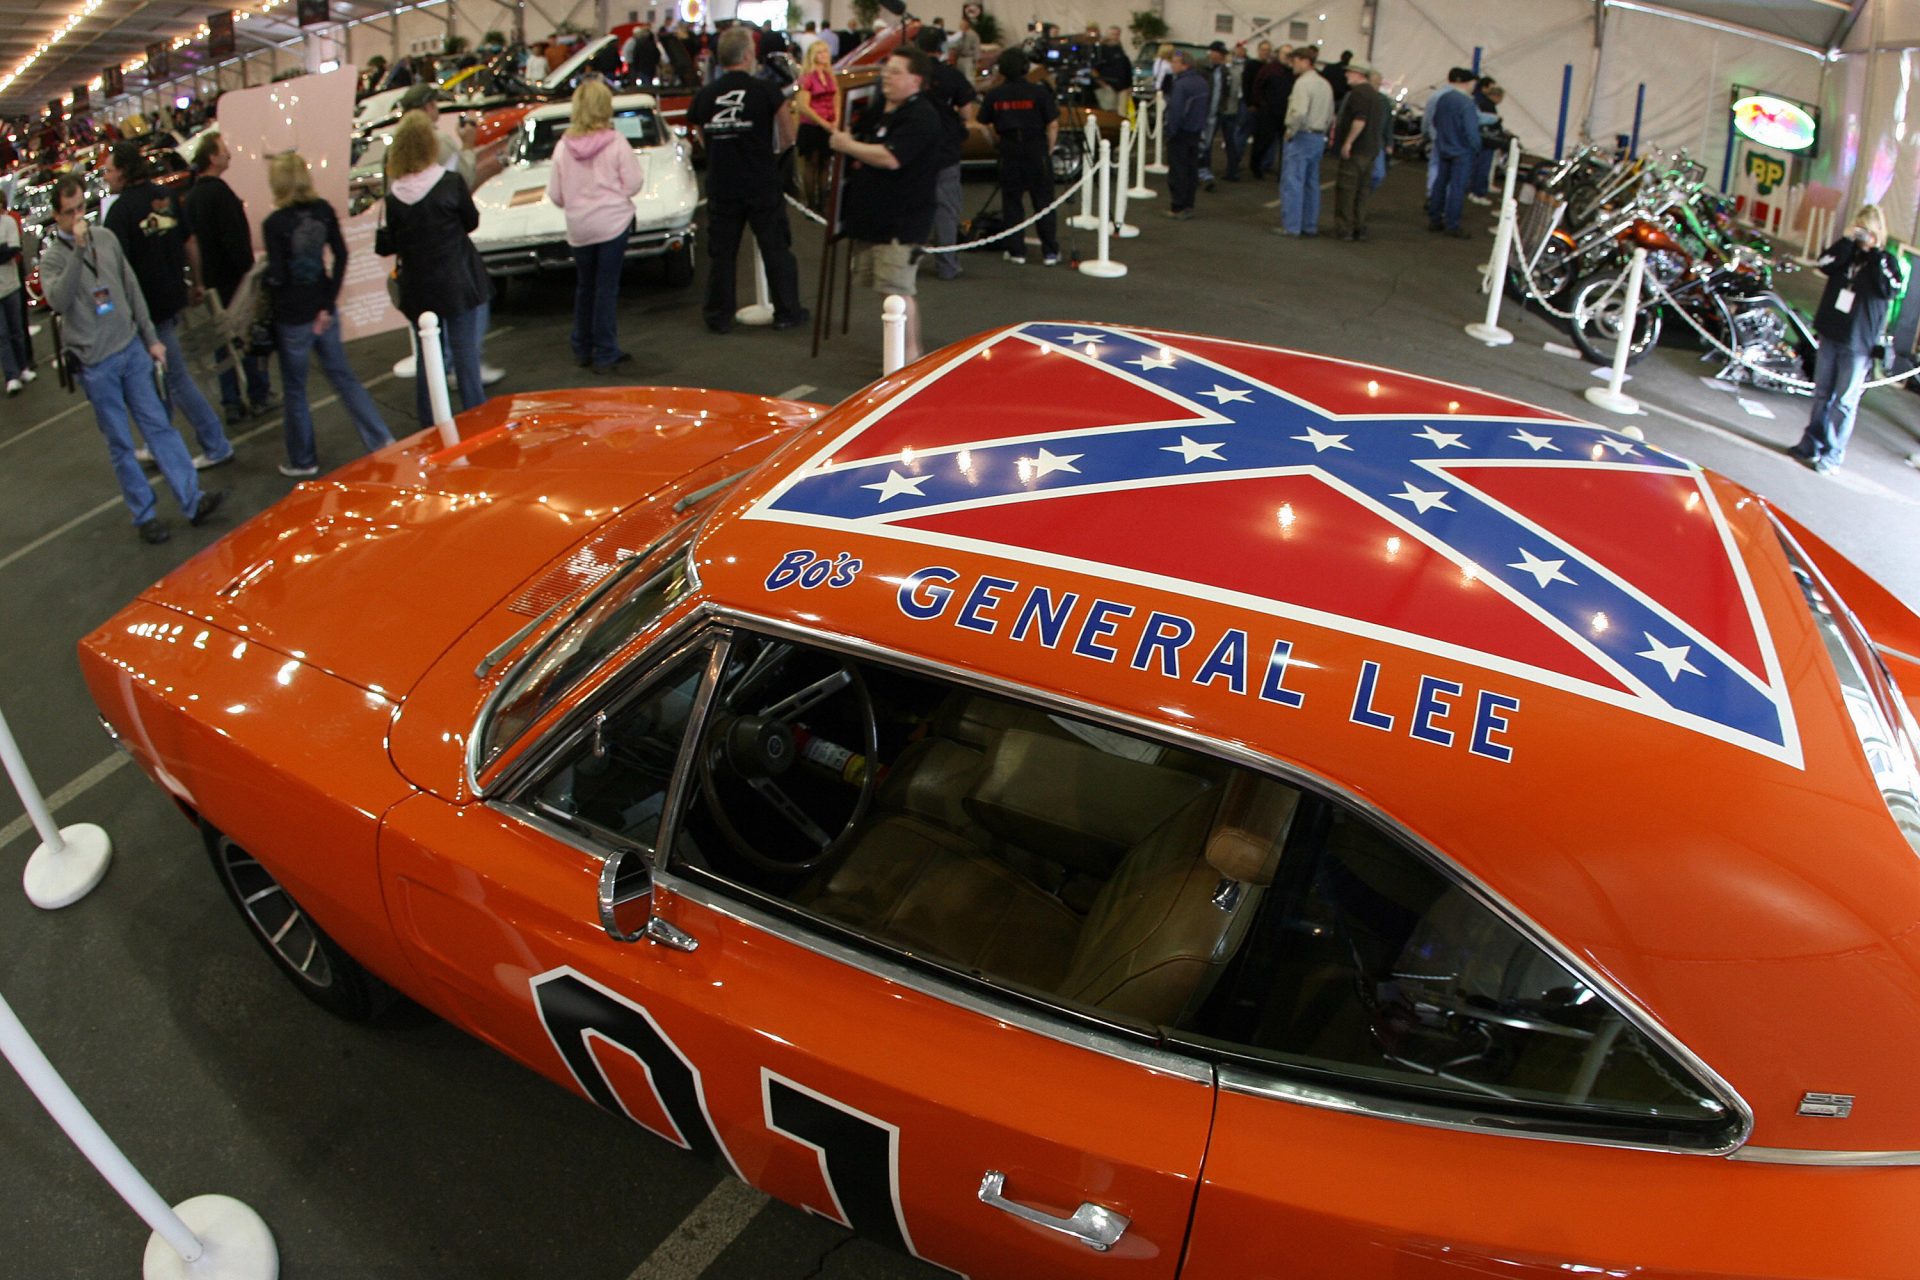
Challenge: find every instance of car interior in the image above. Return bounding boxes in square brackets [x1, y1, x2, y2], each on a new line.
[521, 627, 1738, 1145]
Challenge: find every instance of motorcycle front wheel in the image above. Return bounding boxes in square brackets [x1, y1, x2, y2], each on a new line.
[1569, 271, 1663, 366]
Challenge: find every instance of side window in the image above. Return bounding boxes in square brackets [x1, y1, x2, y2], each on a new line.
[1186, 806, 1741, 1148]
[521, 646, 710, 852]
[667, 630, 1306, 1032]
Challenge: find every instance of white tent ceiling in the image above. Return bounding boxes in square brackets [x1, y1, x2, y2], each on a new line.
[1611, 0, 1863, 51]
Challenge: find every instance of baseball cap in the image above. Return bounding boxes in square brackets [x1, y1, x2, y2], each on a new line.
[399, 83, 440, 110]
[1207, 40, 1229, 53]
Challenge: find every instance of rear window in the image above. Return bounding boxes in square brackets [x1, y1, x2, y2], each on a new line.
[523, 106, 664, 163]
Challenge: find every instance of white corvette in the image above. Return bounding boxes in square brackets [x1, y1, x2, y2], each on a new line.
[471, 93, 698, 285]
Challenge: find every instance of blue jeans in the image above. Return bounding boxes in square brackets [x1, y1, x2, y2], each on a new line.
[1428, 150, 1471, 229]
[1371, 148, 1387, 192]
[277, 318, 393, 470]
[1470, 142, 1494, 196]
[1798, 341, 1870, 465]
[216, 343, 273, 413]
[156, 314, 233, 461]
[0, 291, 25, 380]
[1280, 131, 1325, 234]
[412, 304, 487, 428]
[571, 228, 628, 367]
[1204, 112, 1243, 179]
[78, 338, 202, 525]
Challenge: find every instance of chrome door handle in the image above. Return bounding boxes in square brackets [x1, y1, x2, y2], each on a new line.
[977, 1170, 1130, 1252]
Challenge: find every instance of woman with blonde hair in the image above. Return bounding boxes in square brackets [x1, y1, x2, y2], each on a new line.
[547, 76, 642, 372]
[1791, 203, 1901, 474]
[262, 151, 392, 478]
[793, 39, 838, 209]
[377, 109, 490, 426]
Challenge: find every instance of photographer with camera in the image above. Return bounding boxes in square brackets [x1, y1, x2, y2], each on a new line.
[978, 48, 1060, 266]
[1791, 205, 1903, 476]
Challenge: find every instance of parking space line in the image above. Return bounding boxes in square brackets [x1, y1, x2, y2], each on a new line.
[775, 384, 816, 400]
[0, 496, 122, 574]
[0, 398, 91, 453]
[0, 752, 128, 852]
[622, 1177, 769, 1280]
[1640, 397, 1920, 506]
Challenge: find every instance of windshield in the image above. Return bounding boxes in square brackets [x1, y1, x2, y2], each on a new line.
[523, 106, 663, 164]
[479, 524, 699, 769]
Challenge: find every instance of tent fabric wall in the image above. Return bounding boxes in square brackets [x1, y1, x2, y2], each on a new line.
[1369, 0, 1593, 154]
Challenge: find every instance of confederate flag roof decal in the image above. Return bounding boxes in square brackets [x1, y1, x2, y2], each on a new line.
[742, 323, 1801, 766]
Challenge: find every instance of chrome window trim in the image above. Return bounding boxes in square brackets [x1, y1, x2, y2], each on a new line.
[654, 865, 1214, 1085]
[1218, 1067, 1744, 1157]
[703, 606, 1755, 1154]
[1730, 1147, 1920, 1167]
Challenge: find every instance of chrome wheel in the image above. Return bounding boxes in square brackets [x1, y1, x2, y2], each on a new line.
[213, 835, 333, 989]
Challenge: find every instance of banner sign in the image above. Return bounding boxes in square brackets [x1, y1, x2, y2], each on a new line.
[297, 0, 329, 26]
[103, 65, 123, 97]
[1731, 93, 1818, 155]
[71, 84, 89, 109]
[147, 42, 170, 80]
[208, 11, 234, 59]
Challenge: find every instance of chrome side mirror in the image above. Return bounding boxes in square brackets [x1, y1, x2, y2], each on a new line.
[597, 846, 697, 949]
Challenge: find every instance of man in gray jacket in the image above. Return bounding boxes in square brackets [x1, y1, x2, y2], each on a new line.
[42, 175, 222, 545]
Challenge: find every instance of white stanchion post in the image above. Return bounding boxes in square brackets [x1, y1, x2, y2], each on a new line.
[1, 708, 110, 910]
[1079, 140, 1128, 278]
[881, 295, 907, 373]
[1584, 247, 1646, 416]
[1128, 99, 1153, 197]
[392, 326, 418, 379]
[1146, 92, 1168, 174]
[1466, 138, 1522, 347]
[1113, 121, 1139, 239]
[1068, 116, 1100, 230]
[417, 311, 458, 446]
[0, 992, 277, 1279]
[736, 233, 774, 326]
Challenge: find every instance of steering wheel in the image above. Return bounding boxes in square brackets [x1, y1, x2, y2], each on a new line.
[696, 641, 881, 874]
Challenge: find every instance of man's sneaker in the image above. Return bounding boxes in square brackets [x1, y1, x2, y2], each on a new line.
[226, 405, 249, 426]
[188, 490, 226, 526]
[194, 451, 235, 470]
[1042, 253, 1061, 267]
[134, 447, 156, 466]
[277, 462, 320, 479]
[5, 379, 20, 396]
[1002, 252, 1027, 264]
[249, 397, 280, 417]
[481, 364, 506, 386]
[136, 519, 171, 545]
[20, 366, 35, 383]
[1466, 193, 1491, 206]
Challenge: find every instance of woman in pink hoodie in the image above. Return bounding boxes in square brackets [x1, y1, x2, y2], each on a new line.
[547, 77, 644, 373]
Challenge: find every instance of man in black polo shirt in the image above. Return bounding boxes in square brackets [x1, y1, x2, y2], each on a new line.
[978, 48, 1060, 266]
[830, 46, 942, 361]
[913, 27, 977, 282]
[183, 131, 274, 423]
[688, 25, 808, 333]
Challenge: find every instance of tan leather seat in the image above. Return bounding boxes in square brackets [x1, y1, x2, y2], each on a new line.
[1058, 772, 1300, 1025]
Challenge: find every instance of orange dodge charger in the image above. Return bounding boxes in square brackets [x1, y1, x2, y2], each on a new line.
[83, 323, 1920, 1278]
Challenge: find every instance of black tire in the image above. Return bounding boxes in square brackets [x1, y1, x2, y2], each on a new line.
[1050, 134, 1084, 184]
[662, 239, 696, 288]
[1569, 271, 1661, 367]
[1509, 236, 1580, 309]
[202, 824, 395, 1022]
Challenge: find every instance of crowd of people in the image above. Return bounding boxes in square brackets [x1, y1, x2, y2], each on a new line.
[10, 11, 1545, 543]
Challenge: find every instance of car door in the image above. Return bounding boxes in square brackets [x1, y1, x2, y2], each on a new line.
[380, 628, 1214, 1279]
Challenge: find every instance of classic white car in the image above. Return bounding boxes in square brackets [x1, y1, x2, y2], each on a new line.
[470, 92, 698, 285]
[353, 36, 620, 131]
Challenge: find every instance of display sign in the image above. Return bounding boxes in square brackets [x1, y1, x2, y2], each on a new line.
[1732, 95, 1817, 154]
[208, 10, 234, 58]
[147, 41, 170, 80]
[71, 83, 88, 109]
[103, 65, 123, 97]
[297, 0, 329, 26]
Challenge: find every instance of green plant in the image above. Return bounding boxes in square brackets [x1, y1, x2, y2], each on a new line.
[482, 29, 507, 48]
[851, 0, 881, 28]
[1129, 10, 1168, 48]
[443, 34, 470, 56]
[973, 12, 1001, 44]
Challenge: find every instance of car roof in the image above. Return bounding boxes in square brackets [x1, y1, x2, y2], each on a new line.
[688, 322, 1920, 1145]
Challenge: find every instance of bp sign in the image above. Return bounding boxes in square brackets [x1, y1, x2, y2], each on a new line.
[1732, 95, 1818, 153]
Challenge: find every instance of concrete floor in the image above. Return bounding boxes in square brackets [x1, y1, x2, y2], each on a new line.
[1, 166, 1916, 1280]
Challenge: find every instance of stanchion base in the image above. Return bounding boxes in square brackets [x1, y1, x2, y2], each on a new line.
[1115, 224, 1140, 239]
[1079, 260, 1128, 279]
[23, 824, 111, 910]
[735, 304, 775, 327]
[1583, 386, 1641, 416]
[1619, 425, 1647, 441]
[1465, 322, 1514, 347]
[144, 1196, 277, 1280]
[1066, 215, 1101, 230]
[1143, 164, 1168, 175]
[1126, 186, 1153, 199]
[392, 355, 417, 379]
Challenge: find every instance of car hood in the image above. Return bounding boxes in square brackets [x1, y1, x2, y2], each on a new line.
[139, 388, 818, 700]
